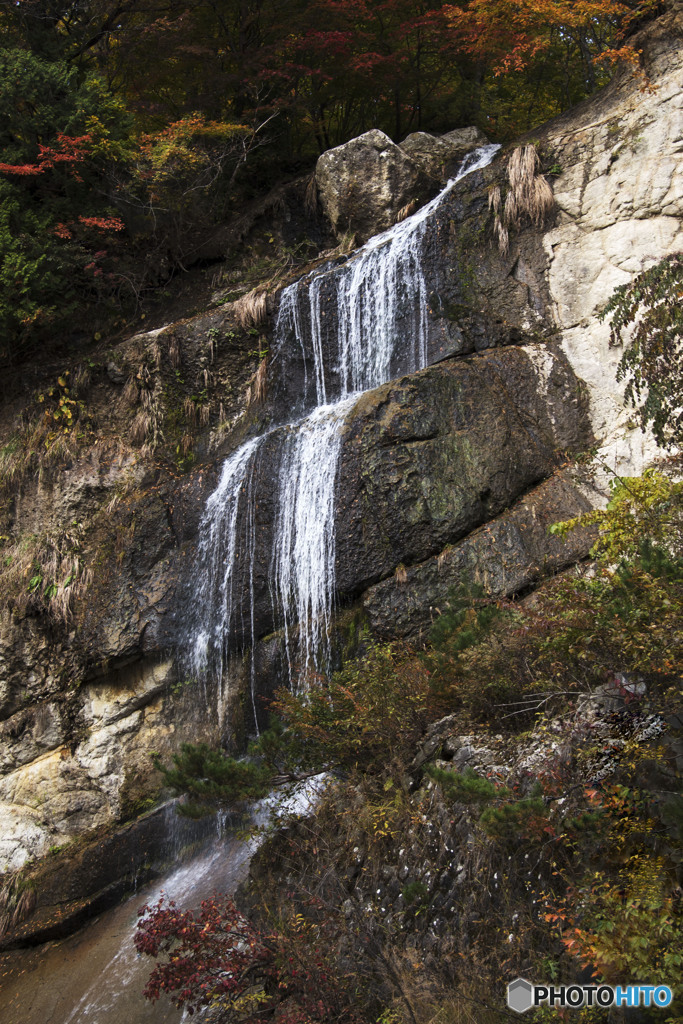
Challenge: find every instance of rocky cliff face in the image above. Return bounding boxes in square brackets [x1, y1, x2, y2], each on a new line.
[0, 3, 681, 942]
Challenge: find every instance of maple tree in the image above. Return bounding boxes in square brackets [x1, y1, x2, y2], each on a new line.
[135, 892, 368, 1022]
[0, 0, 666, 357]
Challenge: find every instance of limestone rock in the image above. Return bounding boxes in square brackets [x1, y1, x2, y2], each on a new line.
[537, 4, 683, 467]
[315, 129, 433, 242]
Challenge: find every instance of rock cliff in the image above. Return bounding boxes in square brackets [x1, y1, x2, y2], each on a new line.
[0, 1, 681, 944]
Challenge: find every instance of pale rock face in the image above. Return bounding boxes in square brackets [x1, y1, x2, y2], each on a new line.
[542, 42, 683, 474]
[0, 658, 219, 872]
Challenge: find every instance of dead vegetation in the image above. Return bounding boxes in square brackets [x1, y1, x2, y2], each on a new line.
[0, 874, 37, 939]
[1, 524, 93, 624]
[304, 172, 318, 216]
[233, 288, 269, 330]
[395, 200, 419, 224]
[247, 356, 268, 408]
[489, 144, 555, 255]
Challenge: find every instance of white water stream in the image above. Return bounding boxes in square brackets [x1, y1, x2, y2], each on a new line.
[1, 143, 500, 1024]
[187, 145, 499, 691]
[187, 144, 499, 692]
[0, 781, 326, 1024]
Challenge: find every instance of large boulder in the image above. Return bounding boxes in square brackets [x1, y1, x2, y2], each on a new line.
[315, 129, 433, 242]
[334, 344, 593, 597]
[399, 127, 489, 180]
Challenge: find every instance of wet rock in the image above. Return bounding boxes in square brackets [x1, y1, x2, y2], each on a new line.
[335, 345, 592, 598]
[363, 465, 597, 641]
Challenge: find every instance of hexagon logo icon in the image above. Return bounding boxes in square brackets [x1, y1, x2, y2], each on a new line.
[508, 978, 534, 1013]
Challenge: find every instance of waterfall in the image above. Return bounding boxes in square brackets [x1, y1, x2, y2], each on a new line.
[187, 435, 264, 717]
[186, 143, 500, 700]
[274, 143, 501, 402]
[271, 395, 358, 685]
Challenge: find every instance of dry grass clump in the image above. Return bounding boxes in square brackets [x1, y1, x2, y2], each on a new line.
[151, 337, 163, 369]
[1, 525, 93, 624]
[131, 409, 152, 445]
[123, 375, 139, 407]
[183, 397, 197, 426]
[247, 356, 268, 408]
[304, 173, 318, 216]
[395, 200, 419, 224]
[0, 875, 37, 939]
[169, 334, 182, 368]
[489, 145, 555, 255]
[234, 288, 268, 330]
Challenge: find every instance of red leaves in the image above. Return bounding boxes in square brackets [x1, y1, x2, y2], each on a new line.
[135, 894, 275, 1014]
[136, 892, 366, 1024]
[0, 133, 94, 180]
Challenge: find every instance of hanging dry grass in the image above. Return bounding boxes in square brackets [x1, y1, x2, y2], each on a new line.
[247, 356, 268, 408]
[488, 185, 502, 217]
[2, 526, 92, 623]
[131, 409, 152, 445]
[71, 364, 91, 398]
[395, 200, 419, 224]
[151, 337, 163, 369]
[304, 173, 318, 216]
[199, 403, 211, 427]
[491, 146, 555, 254]
[531, 175, 555, 226]
[234, 288, 268, 330]
[169, 335, 181, 368]
[181, 433, 194, 455]
[123, 376, 139, 407]
[183, 397, 197, 426]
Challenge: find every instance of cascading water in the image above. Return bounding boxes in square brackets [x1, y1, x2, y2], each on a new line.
[1, 143, 502, 1024]
[271, 395, 358, 680]
[187, 435, 265, 721]
[186, 143, 500, 696]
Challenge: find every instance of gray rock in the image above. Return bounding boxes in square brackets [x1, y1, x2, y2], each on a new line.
[399, 127, 489, 179]
[315, 129, 433, 242]
[363, 465, 597, 641]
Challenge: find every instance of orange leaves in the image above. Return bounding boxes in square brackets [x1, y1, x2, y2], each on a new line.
[443, 0, 649, 77]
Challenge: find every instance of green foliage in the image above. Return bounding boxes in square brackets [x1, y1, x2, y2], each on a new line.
[427, 766, 499, 804]
[0, 46, 131, 358]
[429, 583, 510, 651]
[545, 471, 683, 684]
[550, 468, 683, 562]
[479, 791, 549, 844]
[401, 880, 429, 906]
[272, 641, 434, 775]
[600, 252, 683, 447]
[551, 874, 683, 998]
[425, 584, 534, 722]
[151, 742, 271, 818]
